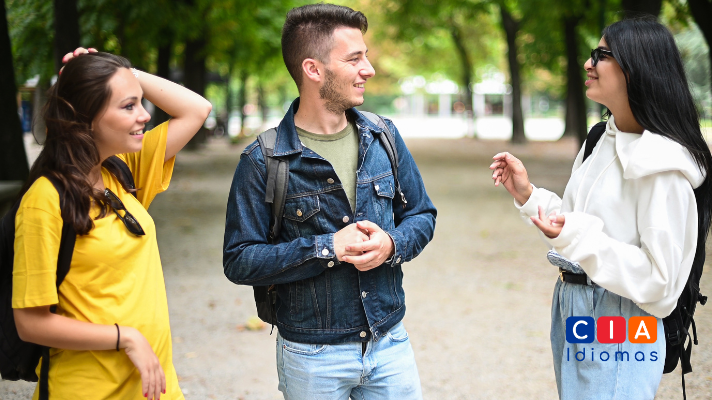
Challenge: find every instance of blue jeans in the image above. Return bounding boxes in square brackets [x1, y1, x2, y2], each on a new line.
[549, 252, 665, 399]
[276, 321, 423, 400]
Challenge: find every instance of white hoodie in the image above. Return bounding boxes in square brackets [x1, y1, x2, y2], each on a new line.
[516, 117, 704, 318]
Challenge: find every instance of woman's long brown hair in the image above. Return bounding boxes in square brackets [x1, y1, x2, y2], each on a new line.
[20, 52, 137, 235]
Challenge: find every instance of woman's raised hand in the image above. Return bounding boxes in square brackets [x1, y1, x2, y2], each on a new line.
[120, 326, 166, 399]
[490, 152, 533, 204]
[59, 47, 97, 74]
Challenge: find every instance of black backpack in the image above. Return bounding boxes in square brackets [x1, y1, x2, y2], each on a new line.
[583, 122, 707, 398]
[0, 156, 134, 400]
[252, 111, 406, 326]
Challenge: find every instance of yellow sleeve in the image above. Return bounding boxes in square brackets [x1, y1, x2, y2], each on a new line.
[117, 120, 176, 209]
[12, 177, 63, 309]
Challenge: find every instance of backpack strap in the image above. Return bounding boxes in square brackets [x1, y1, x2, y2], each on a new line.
[582, 122, 607, 162]
[103, 155, 137, 196]
[257, 128, 288, 242]
[359, 111, 407, 208]
[38, 175, 77, 400]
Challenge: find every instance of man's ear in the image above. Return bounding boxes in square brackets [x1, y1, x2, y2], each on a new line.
[302, 58, 322, 84]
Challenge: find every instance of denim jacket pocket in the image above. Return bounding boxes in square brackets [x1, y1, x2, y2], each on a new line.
[372, 175, 395, 228]
[283, 195, 322, 239]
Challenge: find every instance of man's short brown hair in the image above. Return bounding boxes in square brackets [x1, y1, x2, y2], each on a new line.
[281, 4, 368, 88]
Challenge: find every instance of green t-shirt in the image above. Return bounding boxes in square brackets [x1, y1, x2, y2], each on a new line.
[296, 121, 359, 211]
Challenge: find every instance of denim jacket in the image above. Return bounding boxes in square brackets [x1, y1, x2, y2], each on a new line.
[223, 98, 437, 344]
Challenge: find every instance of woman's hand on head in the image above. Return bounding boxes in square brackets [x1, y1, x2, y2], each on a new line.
[120, 326, 166, 400]
[490, 152, 533, 204]
[59, 47, 98, 75]
[531, 206, 565, 238]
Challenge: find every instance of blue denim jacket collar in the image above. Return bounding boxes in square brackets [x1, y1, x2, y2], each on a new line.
[273, 97, 384, 157]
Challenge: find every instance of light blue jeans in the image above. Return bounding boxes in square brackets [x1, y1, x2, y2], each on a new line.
[276, 321, 423, 400]
[548, 251, 665, 400]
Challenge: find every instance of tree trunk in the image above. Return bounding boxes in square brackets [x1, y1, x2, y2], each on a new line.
[153, 37, 172, 127]
[238, 70, 248, 136]
[32, 78, 49, 144]
[500, 5, 526, 144]
[257, 80, 267, 127]
[449, 23, 475, 135]
[53, 0, 81, 74]
[688, 0, 712, 119]
[183, 37, 207, 148]
[621, 0, 663, 18]
[0, 0, 29, 181]
[563, 16, 588, 145]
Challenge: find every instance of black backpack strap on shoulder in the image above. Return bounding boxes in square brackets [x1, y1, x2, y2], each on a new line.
[39, 176, 77, 400]
[359, 111, 407, 208]
[104, 156, 137, 197]
[582, 122, 607, 162]
[257, 128, 287, 242]
[254, 128, 283, 329]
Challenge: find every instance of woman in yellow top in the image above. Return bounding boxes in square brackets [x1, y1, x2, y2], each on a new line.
[12, 48, 211, 399]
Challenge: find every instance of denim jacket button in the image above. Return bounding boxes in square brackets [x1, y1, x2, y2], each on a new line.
[361, 291, 367, 298]
[396, 256, 402, 263]
[327, 261, 334, 268]
[375, 184, 380, 191]
[360, 331, 367, 338]
[343, 216, 349, 223]
[321, 248, 329, 256]
[327, 178, 335, 184]
[296, 209, 303, 217]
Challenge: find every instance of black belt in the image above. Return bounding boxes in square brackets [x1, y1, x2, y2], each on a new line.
[559, 269, 588, 285]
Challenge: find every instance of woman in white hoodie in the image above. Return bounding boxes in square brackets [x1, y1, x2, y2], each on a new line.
[490, 18, 712, 399]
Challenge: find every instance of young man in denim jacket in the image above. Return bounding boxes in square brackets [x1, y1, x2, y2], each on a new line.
[223, 4, 436, 399]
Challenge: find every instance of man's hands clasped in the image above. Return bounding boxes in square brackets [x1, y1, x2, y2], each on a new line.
[333, 221, 395, 272]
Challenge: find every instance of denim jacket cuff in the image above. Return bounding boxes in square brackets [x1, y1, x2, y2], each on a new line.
[385, 230, 404, 266]
[315, 233, 339, 267]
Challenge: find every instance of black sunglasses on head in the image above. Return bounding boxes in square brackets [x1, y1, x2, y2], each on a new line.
[591, 48, 614, 67]
[104, 188, 145, 236]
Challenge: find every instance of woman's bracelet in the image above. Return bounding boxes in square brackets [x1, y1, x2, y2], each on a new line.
[114, 323, 120, 351]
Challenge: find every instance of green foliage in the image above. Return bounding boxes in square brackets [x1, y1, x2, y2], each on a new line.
[7, 0, 53, 85]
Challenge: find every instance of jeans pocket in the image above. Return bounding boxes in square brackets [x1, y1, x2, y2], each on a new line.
[386, 322, 409, 343]
[281, 337, 328, 356]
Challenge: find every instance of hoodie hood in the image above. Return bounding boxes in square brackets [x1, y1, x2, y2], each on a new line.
[609, 117, 706, 189]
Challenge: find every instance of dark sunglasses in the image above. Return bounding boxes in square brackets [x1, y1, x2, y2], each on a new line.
[104, 188, 146, 236]
[590, 48, 614, 67]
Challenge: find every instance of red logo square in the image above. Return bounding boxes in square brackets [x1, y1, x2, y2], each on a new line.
[596, 316, 626, 343]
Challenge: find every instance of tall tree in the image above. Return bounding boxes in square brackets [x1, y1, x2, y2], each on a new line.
[385, 0, 495, 136]
[53, 0, 80, 73]
[688, 0, 712, 107]
[0, 0, 29, 181]
[499, 3, 525, 143]
[153, 31, 173, 127]
[183, 35, 208, 148]
[562, 14, 588, 144]
[621, 0, 663, 18]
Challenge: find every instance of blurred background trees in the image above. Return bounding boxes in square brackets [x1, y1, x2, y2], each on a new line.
[2, 0, 710, 179]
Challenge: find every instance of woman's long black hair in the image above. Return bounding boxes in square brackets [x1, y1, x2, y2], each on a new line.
[603, 17, 712, 267]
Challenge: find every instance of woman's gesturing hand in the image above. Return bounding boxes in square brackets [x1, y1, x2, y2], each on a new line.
[490, 152, 533, 204]
[120, 326, 166, 399]
[531, 206, 565, 238]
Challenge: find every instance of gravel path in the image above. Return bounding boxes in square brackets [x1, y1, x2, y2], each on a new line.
[2, 136, 711, 399]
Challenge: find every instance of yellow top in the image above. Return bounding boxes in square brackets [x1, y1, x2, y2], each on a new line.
[12, 121, 184, 400]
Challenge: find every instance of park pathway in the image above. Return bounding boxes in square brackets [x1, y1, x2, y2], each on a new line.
[2, 136, 711, 399]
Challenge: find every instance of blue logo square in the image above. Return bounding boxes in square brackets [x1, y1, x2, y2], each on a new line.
[566, 316, 595, 343]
